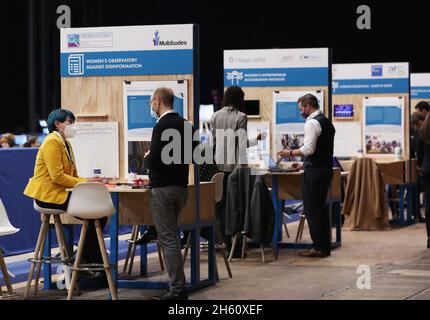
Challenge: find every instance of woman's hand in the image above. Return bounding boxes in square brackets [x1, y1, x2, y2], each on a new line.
[86, 177, 103, 183]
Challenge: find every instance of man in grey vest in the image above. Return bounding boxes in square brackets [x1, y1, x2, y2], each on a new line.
[278, 94, 335, 258]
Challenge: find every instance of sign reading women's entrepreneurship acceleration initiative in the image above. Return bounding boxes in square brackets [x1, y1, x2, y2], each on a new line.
[60, 24, 194, 77]
[332, 63, 409, 94]
[411, 73, 430, 99]
[223, 48, 329, 87]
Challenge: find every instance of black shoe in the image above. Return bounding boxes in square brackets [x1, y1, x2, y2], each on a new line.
[133, 229, 158, 245]
[418, 217, 426, 223]
[150, 291, 188, 300]
[427, 240, 430, 249]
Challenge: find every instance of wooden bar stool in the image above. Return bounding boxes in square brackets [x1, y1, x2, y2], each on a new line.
[123, 225, 164, 275]
[24, 201, 72, 298]
[65, 183, 117, 300]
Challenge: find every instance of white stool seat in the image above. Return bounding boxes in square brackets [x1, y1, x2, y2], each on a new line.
[0, 226, 20, 237]
[33, 201, 64, 216]
[0, 199, 20, 237]
[66, 183, 115, 219]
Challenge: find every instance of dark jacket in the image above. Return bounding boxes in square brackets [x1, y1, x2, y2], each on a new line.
[225, 167, 275, 244]
[417, 136, 430, 174]
[144, 112, 192, 188]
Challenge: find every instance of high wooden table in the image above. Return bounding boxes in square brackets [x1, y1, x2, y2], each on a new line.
[43, 182, 216, 295]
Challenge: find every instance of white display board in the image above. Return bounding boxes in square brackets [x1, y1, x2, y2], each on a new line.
[272, 90, 324, 158]
[68, 122, 119, 178]
[123, 80, 188, 176]
[333, 121, 362, 157]
[363, 97, 404, 155]
[247, 121, 270, 165]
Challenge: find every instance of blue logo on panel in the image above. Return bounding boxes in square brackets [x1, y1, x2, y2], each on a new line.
[153, 30, 160, 46]
[372, 65, 383, 77]
[68, 54, 84, 75]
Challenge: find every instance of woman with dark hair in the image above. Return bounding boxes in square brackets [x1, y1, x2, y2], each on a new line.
[209, 86, 265, 254]
[417, 113, 430, 248]
[24, 109, 107, 279]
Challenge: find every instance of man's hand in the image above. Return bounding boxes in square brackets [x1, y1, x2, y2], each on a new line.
[257, 132, 268, 141]
[87, 177, 103, 183]
[277, 149, 291, 159]
[144, 150, 150, 158]
[291, 163, 304, 171]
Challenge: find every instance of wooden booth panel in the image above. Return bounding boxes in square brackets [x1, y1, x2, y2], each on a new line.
[62, 74, 194, 181]
[118, 182, 215, 226]
[332, 93, 410, 160]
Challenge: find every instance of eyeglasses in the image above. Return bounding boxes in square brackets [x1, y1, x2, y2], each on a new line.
[147, 97, 158, 106]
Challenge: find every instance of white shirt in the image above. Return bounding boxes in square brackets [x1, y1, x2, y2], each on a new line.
[299, 109, 322, 157]
[157, 109, 177, 123]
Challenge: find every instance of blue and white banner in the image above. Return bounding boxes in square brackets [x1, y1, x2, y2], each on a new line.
[224, 48, 329, 87]
[123, 80, 188, 177]
[363, 97, 404, 156]
[60, 25, 194, 77]
[332, 63, 409, 94]
[411, 73, 430, 99]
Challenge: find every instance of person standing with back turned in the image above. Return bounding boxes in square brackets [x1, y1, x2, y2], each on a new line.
[277, 94, 335, 258]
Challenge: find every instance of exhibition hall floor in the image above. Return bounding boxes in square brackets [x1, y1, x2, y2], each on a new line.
[4, 218, 430, 300]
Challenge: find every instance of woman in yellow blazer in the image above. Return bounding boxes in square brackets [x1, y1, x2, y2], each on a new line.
[24, 109, 106, 278]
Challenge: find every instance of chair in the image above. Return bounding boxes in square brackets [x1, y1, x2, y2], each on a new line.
[183, 172, 233, 281]
[123, 225, 165, 275]
[24, 200, 71, 298]
[65, 182, 117, 300]
[0, 199, 20, 299]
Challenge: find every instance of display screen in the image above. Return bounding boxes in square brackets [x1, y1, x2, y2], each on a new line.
[245, 100, 260, 116]
[334, 104, 354, 119]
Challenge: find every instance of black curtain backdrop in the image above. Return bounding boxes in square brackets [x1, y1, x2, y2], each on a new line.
[1, 0, 429, 133]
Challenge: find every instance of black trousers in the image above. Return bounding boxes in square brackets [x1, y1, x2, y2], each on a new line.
[35, 196, 106, 263]
[419, 173, 430, 244]
[301, 166, 333, 254]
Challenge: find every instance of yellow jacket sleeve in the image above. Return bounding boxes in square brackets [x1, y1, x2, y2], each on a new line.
[44, 138, 86, 188]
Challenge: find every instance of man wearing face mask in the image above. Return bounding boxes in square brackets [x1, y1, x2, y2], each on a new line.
[24, 109, 106, 280]
[142, 87, 193, 300]
[277, 94, 335, 258]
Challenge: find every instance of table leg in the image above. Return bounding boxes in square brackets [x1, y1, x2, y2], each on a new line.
[140, 225, 147, 277]
[109, 193, 119, 288]
[399, 185, 405, 225]
[271, 175, 280, 259]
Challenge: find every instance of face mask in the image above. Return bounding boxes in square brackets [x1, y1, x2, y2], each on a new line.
[64, 124, 77, 138]
[301, 108, 309, 119]
[150, 103, 159, 120]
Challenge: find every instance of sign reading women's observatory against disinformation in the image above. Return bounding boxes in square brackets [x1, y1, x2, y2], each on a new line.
[223, 48, 329, 87]
[60, 24, 194, 77]
[332, 63, 410, 94]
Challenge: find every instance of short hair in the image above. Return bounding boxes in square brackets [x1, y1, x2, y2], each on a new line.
[298, 94, 320, 109]
[415, 101, 430, 112]
[153, 87, 174, 108]
[47, 109, 76, 133]
[221, 86, 245, 112]
[411, 111, 424, 127]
